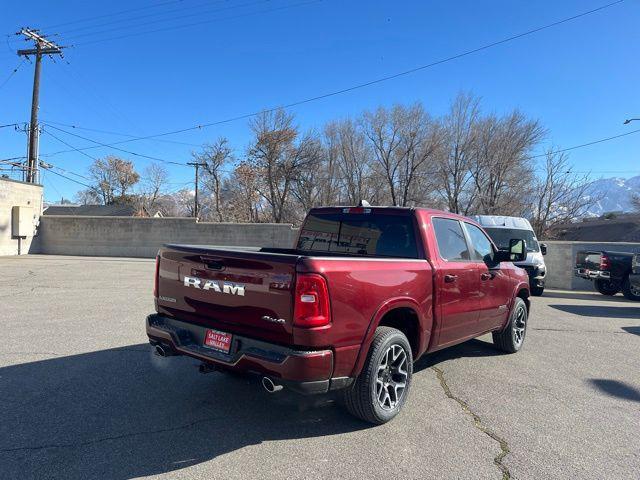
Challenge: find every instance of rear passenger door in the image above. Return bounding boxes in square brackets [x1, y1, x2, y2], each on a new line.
[463, 222, 513, 332]
[431, 217, 483, 347]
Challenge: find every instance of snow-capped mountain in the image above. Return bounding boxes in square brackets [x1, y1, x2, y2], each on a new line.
[582, 175, 640, 216]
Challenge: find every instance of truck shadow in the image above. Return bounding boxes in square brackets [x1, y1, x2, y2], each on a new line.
[550, 304, 639, 318]
[414, 338, 501, 373]
[542, 291, 636, 303]
[0, 345, 366, 480]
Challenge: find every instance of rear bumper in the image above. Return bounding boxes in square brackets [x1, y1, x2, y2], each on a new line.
[574, 268, 610, 280]
[146, 314, 351, 395]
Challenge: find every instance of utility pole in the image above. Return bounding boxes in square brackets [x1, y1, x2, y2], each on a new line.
[16, 28, 64, 184]
[187, 162, 206, 220]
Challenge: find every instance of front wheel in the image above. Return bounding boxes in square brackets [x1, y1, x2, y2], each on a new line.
[530, 285, 544, 296]
[492, 297, 528, 353]
[594, 278, 619, 296]
[343, 326, 413, 424]
[621, 276, 640, 301]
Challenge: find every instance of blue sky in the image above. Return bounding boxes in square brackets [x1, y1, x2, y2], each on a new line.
[1, 0, 639, 202]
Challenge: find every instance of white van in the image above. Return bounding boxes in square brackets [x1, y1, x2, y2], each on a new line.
[472, 216, 547, 296]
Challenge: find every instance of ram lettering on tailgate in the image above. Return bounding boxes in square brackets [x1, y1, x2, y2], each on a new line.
[183, 276, 245, 296]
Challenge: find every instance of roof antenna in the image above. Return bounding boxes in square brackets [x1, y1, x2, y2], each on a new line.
[358, 200, 371, 207]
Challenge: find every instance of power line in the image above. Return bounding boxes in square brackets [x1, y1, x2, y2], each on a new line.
[61, 0, 264, 40]
[43, 123, 190, 166]
[42, 127, 99, 162]
[41, 119, 202, 147]
[0, 59, 26, 90]
[71, 0, 324, 46]
[39, 163, 97, 191]
[40, 0, 627, 154]
[527, 128, 640, 160]
[38, 0, 189, 31]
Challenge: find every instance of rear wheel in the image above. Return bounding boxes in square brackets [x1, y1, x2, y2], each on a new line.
[492, 297, 528, 353]
[343, 326, 413, 424]
[621, 276, 640, 301]
[594, 278, 619, 296]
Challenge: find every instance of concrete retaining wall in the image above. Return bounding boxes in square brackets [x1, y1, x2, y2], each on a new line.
[544, 241, 640, 290]
[0, 178, 43, 256]
[37, 216, 299, 258]
[31, 216, 640, 291]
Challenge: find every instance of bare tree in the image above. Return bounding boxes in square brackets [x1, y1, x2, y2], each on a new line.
[433, 92, 480, 214]
[171, 188, 196, 217]
[248, 109, 316, 223]
[140, 163, 169, 213]
[325, 119, 377, 205]
[222, 162, 262, 222]
[193, 138, 233, 222]
[530, 150, 599, 238]
[471, 111, 544, 215]
[74, 188, 102, 205]
[88, 156, 140, 205]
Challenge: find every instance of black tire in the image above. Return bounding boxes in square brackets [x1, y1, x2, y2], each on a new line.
[492, 297, 528, 353]
[594, 278, 619, 296]
[530, 285, 544, 296]
[621, 276, 640, 301]
[343, 326, 413, 425]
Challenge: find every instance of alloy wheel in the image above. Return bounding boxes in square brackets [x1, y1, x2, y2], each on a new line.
[512, 305, 527, 347]
[375, 344, 408, 410]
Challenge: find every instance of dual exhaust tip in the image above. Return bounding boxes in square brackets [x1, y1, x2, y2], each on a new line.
[154, 344, 175, 357]
[155, 344, 283, 393]
[262, 376, 284, 393]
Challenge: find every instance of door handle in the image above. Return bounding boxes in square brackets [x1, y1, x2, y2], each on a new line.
[480, 272, 493, 280]
[444, 274, 458, 283]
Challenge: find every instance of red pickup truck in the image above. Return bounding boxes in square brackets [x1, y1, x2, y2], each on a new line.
[147, 206, 531, 424]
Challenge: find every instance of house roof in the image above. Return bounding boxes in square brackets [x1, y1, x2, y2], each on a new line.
[43, 204, 139, 217]
[550, 214, 640, 242]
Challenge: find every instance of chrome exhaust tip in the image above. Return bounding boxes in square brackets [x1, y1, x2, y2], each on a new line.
[262, 376, 283, 393]
[155, 345, 167, 357]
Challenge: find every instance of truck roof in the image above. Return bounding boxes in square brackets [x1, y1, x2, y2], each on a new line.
[472, 215, 534, 231]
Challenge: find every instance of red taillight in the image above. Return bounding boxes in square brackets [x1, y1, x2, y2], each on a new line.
[153, 255, 160, 297]
[600, 255, 610, 271]
[293, 273, 331, 328]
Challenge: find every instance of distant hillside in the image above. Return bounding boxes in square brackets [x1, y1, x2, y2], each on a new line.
[583, 175, 640, 216]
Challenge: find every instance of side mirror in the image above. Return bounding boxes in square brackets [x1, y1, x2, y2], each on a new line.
[508, 238, 527, 262]
[540, 243, 547, 256]
[496, 238, 527, 263]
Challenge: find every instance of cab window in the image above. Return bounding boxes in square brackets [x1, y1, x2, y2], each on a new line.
[464, 223, 494, 263]
[432, 218, 471, 261]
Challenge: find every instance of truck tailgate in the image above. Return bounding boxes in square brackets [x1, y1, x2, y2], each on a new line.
[575, 251, 602, 270]
[156, 245, 299, 345]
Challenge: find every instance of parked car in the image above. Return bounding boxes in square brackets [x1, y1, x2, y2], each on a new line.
[472, 215, 547, 296]
[147, 206, 531, 424]
[575, 250, 640, 301]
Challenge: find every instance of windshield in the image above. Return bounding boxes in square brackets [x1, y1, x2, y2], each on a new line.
[297, 213, 419, 258]
[483, 227, 539, 253]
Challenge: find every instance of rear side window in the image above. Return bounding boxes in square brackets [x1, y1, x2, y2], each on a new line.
[297, 213, 418, 258]
[464, 223, 494, 262]
[432, 218, 471, 261]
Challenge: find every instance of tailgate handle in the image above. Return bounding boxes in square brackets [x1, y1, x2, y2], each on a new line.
[200, 257, 224, 270]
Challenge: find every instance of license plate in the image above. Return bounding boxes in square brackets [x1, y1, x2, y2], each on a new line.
[204, 329, 232, 353]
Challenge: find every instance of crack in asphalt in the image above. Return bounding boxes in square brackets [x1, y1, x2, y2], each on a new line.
[432, 366, 511, 480]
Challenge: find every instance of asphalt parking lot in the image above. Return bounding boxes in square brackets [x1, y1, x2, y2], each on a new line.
[1, 255, 638, 480]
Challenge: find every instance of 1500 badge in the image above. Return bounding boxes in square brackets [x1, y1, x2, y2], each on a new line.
[183, 276, 245, 296]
